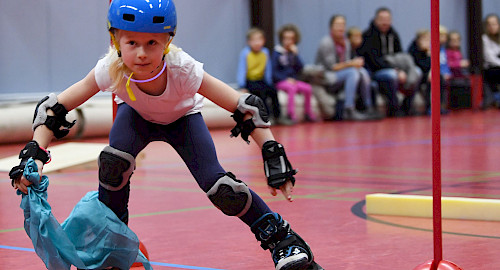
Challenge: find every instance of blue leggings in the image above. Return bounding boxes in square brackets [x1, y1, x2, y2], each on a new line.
[98, 103, 272, 226]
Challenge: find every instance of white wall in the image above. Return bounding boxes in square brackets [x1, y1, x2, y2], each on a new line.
[274, 0, 470, 66]
[0, 0, 250, 99]
[2, 0, 500, 100]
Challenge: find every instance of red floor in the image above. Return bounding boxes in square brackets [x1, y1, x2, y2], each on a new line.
[1, 110, 500, 269]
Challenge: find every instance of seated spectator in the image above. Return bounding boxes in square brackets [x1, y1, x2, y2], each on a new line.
[272, 24, 317, 123]
[408, 29, 448, 114]
[446, 31, 470, 78]
[237, 28, 291, 125]
[315, 15, 377, 121]
[482, 14, 500, 108]
[439, 25, 452, 81]
[347, 26, 363, 58]
[358, 7, 422, 116]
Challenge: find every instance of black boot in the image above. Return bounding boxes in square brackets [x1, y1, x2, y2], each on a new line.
[251, 213, 323, 270]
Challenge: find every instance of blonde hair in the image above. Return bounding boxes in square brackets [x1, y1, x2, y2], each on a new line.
[439, 25, 448, 35]
[246, 27, 265, 40]
[105, 30, 179, 89]
[415, 29, 430, 40]
[347, 26, 362, 38]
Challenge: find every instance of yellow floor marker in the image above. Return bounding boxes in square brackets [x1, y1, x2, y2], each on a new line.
[0, 142, 107, 173]
[366, 193, 500, 222]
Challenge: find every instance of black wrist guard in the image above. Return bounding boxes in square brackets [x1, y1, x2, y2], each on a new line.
[9, 141, 50, 186]
[262, 140, 297, 189]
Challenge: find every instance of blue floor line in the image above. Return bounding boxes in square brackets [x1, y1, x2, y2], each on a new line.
[0, 245, 225, 270]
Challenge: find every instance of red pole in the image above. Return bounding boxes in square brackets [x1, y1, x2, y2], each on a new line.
[109, 0, 117, 121]
[430, 0, 442, 269]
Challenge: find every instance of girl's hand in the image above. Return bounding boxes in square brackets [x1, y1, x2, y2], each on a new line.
[351, 57, 365, 68]
[460, 59, 470, 68]
[13, 159, 44, 194]
[268, 180, 294, 202]
[289, 44, 298, 54]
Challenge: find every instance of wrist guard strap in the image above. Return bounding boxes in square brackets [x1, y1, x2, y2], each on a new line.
[262, 140, 297, 188]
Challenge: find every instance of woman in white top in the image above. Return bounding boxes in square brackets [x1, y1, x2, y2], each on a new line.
[482, 13, 500, 107]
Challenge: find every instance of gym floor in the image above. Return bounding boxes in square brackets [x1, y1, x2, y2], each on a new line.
[1, 109, 500, 269]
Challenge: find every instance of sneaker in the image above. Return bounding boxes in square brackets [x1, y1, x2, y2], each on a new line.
[342, 108, 370, 121]
[276, 116, 296, 126]
[251, 213, 316, 270]
[304, 114, 319, 123]
[365, 107, 384, 120]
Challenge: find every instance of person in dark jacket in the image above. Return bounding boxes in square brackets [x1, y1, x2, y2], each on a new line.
[408, 29, 450, 115]
[358, 7, 421, 116]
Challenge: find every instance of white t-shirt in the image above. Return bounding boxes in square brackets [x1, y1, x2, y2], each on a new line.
[483, 34, 500, 68]
[94, 49, 205, 125]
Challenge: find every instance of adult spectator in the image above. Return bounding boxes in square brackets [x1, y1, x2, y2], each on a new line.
[315, 15, 377, 121]
[358, 7, 422, 116]
[482, 14, 500, 108]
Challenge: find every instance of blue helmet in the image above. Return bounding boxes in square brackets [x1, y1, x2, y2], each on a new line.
[108, 0, 177, 35]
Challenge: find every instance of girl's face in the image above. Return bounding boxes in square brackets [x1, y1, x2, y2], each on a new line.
[118, 30, 170, 78]
[349, 32, 362, 49]
[487, 16, 500, 35]
[439, 32, 448, 45]
[248, 32, 265, 53]
[448, 33, 461, 49]
[417, 33, 430, 51]
[281, 30, 296, 51]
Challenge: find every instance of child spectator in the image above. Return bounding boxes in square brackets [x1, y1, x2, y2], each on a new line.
[347, 27, 363, 58]
[408, 29, 448, 114]
[446, 31, 470, 78]
[237, 28, 291, 125]
[272, 24, 316, 123]
[439, 25, 452, 81]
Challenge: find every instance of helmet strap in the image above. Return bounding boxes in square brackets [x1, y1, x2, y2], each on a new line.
[162, 36, 174, 60]
[109, 31, 121, 57]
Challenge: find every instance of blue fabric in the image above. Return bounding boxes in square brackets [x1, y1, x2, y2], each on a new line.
[440, 46, 452, 76]
[18, 158, 152, 270]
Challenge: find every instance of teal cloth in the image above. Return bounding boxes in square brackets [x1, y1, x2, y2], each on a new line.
[18, 158, 152, 270]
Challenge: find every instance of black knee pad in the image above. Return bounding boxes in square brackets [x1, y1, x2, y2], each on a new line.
[206, 172, 252, 217]
[98, 146, 135, 191]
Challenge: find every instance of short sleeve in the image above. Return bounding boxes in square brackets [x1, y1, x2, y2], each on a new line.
[168, 50, 204, 97]
[94, 55, 113, 92]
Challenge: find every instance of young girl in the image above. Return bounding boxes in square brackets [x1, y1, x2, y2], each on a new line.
[9, 1, 322, 269]
[346, 26, 363, 58]
[272, 24, 316, 123]
[446, 31, 470, 78]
